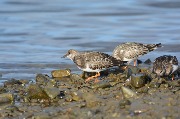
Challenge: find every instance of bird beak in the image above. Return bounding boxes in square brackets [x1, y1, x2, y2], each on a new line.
[62, 53, 68, 58]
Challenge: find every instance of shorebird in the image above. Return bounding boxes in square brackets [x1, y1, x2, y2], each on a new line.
[113, 42, 162, 66]
[63, 49, 127, 82]
[153, 55, 179, 80]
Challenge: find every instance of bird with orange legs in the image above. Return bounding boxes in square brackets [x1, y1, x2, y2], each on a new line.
[63, 49, 127, 83]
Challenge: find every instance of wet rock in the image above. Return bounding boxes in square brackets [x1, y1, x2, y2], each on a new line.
[121, 86, 137, 99]
[136, 86, 149, 93]
[32, 112, 50, 119]
[148, 88, 157, 95]
[144, 59, 152, 65]
[36, 74, 50, 85]
[45, 80, 56, 88]
[27, 84, 49, 100]
[149, 73, 157, 79]
[119, 99, 131, 109]
[57, 91, 65, 99]
[83, 92, 101, 108]
[91, 80, 111, 89]
[168, 80, 180, 87]
[149, 81, 160, 88]
[160, 83, 169, 88]
[139, 67, 151, 74]
[0, 85, 5, 93]
[4, 79, 22, 87]
[44, 87, 59, 99]
[137, 59, 143, 65]
[19, 79, 29, 85]
[0, 93, 14, 104]
[70, 74, 84, 84]
[5, 105, 19, 111]
[126, 66, 141, 74]
[107, 73, 126, 82]
[130, 74, 146, 88]
[51, 69, 71, 78]
[65, 95, 73, 102]
[126, 68, 133, 78]
[70, 91, 83, 101]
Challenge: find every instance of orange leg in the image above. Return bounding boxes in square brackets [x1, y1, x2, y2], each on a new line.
[85, 72, 100, 82]
[172, 74, 174, 80]
[94, 78, 100, 83]
[133, 60, 137, 66]
[121, 66, 128, 70]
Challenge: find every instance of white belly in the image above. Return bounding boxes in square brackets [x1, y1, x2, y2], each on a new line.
[172, 65, 179, 74]
[123, 57, 135, 63]
[77, 66, 106, 72]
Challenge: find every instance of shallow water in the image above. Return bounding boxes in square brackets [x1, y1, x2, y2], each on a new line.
[0, 0, 180, 81]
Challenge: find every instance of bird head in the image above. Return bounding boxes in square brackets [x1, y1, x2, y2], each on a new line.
[62, 49, 78, 60]
[171, 56, 178, 65]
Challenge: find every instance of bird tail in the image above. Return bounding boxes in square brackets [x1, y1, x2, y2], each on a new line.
[145, 43, 162, 52]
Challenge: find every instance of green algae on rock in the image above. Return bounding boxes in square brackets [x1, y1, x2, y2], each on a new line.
[26, 84, 49, 100]
[70, 74, 84, 84]
[44, 87, 60, 99]
[91, 80, 111, 89]
[36, 74, 50, 85]
[51, 69, 71, 78]
[0, 93, 14, 104]
[130, 74, 150, 88]
[121, 86, 137, 99]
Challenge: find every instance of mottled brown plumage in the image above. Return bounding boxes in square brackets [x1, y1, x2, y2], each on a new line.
[63, 49, 127, 82]
[113, 42, 162, 66]
[153, 55, 178, 79]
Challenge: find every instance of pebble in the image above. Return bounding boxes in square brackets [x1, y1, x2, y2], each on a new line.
[51, 69, 71, 78]
[121, 86, 137, 99]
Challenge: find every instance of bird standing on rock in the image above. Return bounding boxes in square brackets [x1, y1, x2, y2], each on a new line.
[153, 55, 179, 80]
[113, 42, 162, 66]
[63, 49, 127, 83]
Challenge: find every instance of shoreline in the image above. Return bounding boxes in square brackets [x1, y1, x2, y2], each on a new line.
[0, 63, 179, 118]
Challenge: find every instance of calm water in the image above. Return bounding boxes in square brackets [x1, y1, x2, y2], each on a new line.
[0, 0, 180, 81]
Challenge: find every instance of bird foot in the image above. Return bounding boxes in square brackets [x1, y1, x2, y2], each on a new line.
[94, 78, 100, 83]
[85, 72, 100, 83]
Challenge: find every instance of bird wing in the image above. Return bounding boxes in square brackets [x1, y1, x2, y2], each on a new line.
[84, 52, 114, 70]
[123, 43, 149, 59]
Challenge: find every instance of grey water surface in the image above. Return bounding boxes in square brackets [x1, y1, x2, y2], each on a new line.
[0, 0, 180, 81]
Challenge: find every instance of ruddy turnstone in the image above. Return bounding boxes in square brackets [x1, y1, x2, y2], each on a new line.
[153, 55, 179, 80]
[113, 42, 162, 66]
[63, 49, 127, 82]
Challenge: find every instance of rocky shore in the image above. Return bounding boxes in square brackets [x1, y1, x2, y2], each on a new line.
[0, 61, 179, 119]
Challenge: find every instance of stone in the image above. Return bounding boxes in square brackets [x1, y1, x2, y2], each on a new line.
[51, 69, 71, 78]
[130, 74, 146, 88]
[44, 87, 59, 99]
[121, 86, 137, 99]
[91, 80, 111, 89]
[70, 74, 84, 84]
[36, 74, 50, 85]
[144, 59, 152, 65]
[27, 84, 49, 100]
[4, 79, 22, 87]
[0, 93, 14, 104]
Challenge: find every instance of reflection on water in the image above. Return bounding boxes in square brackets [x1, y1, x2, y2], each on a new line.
[0, 0, 180, 80]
